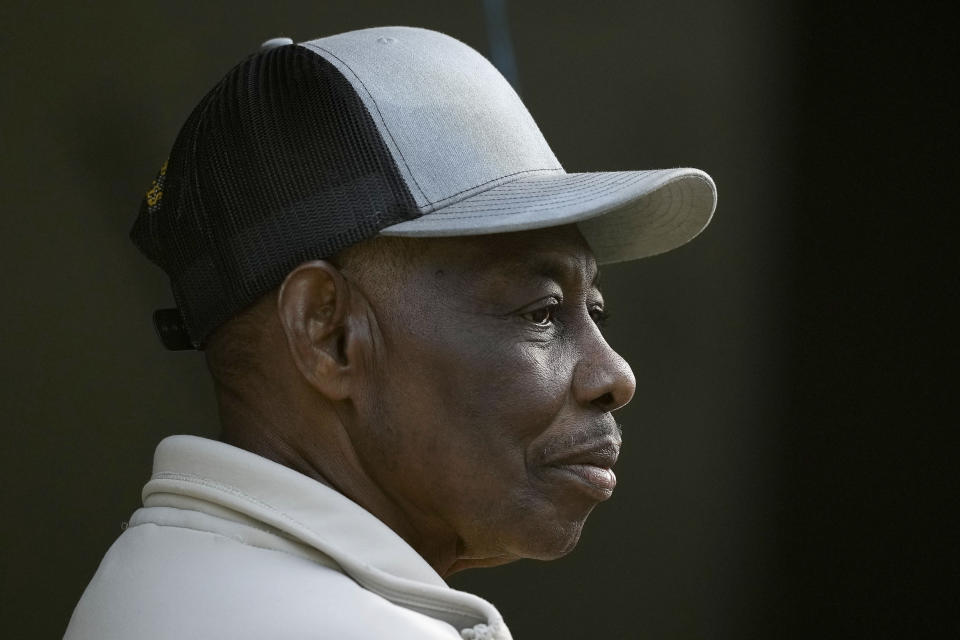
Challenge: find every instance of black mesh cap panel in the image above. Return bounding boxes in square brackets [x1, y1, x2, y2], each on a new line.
[130, 44, 420, 348]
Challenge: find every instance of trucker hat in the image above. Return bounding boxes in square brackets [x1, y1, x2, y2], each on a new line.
[131, 26, 717, 350]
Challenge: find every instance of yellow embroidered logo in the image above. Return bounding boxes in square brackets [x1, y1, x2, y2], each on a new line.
[145, 159, 168, 208]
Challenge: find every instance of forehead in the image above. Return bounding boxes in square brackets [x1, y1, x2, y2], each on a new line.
[418, 225, 599, 284]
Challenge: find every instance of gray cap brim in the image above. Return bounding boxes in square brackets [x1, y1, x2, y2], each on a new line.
[380, 167, 716, 264]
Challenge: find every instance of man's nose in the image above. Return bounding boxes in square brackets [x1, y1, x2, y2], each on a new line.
[573, 333, 636, 413]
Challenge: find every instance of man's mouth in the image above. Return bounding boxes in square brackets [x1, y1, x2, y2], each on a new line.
[541, 439, 620, 499]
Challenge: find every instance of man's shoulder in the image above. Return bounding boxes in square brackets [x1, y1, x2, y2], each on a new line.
[65, 513, 462, 639]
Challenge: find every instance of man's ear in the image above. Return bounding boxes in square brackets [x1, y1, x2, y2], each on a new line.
[277, 260, 358, 401]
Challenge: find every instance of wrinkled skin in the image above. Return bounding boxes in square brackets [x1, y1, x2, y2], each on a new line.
[213, 225, 636, 576]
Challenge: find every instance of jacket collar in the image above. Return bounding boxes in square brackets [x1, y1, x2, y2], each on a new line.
[143, 435, 511, 639]
[144, 435, 447, 588]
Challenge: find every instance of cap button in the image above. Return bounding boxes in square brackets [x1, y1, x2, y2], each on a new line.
[260, 37, 294, 51]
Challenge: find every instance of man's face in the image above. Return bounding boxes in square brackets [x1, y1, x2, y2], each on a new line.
[349, 225, 636, 568]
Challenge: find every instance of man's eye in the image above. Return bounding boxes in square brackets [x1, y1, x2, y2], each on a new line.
[590, 306, 610, 327]
[523, 302, 559, 326]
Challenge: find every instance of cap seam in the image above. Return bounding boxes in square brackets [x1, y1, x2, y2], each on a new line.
[423, 172, 712, 220]
[423, 166, 563, 212]
[435, 173, 637, 207]
[300, 41, 563, 212]
[299, 42, 430, 204]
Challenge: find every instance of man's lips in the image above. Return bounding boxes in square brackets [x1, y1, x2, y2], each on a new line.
[541, 439, 620, 499]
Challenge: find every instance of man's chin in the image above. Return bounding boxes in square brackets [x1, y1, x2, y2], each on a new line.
[509, 516, 589, 561]
[448, 509, 592, 575]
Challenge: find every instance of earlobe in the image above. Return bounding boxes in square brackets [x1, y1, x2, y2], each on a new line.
[277, 261, 354, 400]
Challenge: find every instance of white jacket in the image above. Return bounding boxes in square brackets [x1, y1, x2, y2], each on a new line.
[65, 435, 512, 639]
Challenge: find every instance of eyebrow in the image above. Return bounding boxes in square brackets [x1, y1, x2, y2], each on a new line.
[509, 254, 601, 290]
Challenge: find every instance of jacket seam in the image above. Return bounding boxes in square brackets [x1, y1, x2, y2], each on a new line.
[126, 519, 341, 569]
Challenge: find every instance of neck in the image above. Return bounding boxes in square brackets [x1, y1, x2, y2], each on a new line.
[215, 383, 468, 577]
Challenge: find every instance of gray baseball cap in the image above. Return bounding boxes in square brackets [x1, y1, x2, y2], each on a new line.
[132, 26, 716, 349]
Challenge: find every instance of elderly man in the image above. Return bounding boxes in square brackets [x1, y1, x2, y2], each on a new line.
[65, 26, 715, 639]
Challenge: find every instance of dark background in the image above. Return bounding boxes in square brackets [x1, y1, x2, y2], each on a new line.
[1, 1, 954, 637]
